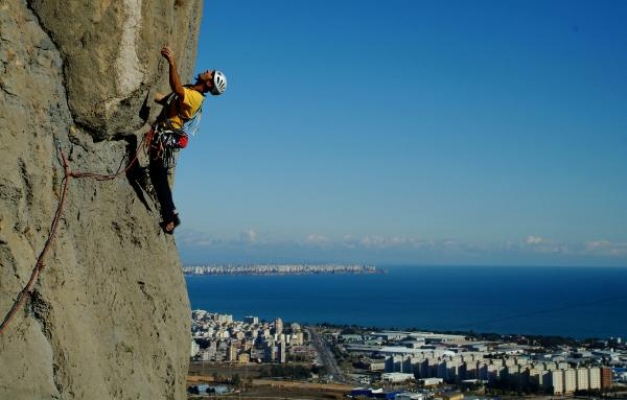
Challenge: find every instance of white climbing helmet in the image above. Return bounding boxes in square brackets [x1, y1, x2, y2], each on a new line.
[210, 70, 227, 95]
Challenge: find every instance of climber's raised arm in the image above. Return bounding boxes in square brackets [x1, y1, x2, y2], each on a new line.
[160, 45, 185, 99]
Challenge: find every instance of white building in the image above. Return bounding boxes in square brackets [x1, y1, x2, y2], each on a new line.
[576, 368, 589, 391]
[373, 332, 409, 341]
[278, 341, 287, 364]
[407, 332, 466, 343]
[589, 367, 601, 390]
[191, 340, 200, 357]
[214, 314, 233, 324]
[551, 370, 564, 395]
[396, 392, 424, 400]
[274, 318, 283, 335]
[564, 369, 577, 394]
[418, 377, 443, 387]
[381, 372, 415, 383]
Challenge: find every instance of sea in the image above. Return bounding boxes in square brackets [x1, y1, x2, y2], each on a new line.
[185, 265, 627, 340]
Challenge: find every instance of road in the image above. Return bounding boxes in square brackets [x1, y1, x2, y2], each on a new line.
[307, 327, 344, 383]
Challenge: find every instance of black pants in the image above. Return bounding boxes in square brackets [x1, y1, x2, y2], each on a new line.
[149, 158, 176, 223]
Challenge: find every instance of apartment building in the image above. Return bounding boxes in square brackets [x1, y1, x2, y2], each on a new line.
[577, 367, 590, 391]
[601, 367, 613, 388]
[551, 370, 565, 394]
[589, 367, 601, 389]
[564, 368, 577, 394]
[383, 350, 608, 395]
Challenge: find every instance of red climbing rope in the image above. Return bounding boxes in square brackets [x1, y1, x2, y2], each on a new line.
[0, 133, 148, 336]
[70, 133, 148, 180]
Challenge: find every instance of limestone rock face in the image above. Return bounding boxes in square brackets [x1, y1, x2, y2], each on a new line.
[0, 0, 202, 398]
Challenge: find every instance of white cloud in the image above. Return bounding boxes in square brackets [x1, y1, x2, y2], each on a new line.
[525, 235, 545, 245]
[584, 240, 627, 256]
[352, 235, 407, 248]
[305, 234, 330, 245]
[238, 229, 258, 243]
[505, 236, 627, 259]
[176, 228, 627, 265]
[516, 235, 568, 254]
[176, 228, 261, 246]
[359, 235, 393, 248]
[175, 229, 221, 246]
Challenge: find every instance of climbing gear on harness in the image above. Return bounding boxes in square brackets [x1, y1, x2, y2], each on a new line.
[210, 70, 227, 96]
[148, 124, 188, 168]
[148, 87, 204, 167]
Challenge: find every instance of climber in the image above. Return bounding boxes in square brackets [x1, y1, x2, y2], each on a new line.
[149, 45, 227, 234]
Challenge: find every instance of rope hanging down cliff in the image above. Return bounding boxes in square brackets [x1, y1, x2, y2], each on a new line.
[0, 136, 146, 336]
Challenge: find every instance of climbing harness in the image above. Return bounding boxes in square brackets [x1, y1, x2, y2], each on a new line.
[147, 123, 188, 168]
[147, 88, 204, 168]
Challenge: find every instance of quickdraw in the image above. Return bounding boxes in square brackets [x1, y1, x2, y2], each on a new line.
[146, 124, 189, 168]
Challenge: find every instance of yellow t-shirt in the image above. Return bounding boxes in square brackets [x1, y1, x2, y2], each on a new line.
[163, 87, 204, 129]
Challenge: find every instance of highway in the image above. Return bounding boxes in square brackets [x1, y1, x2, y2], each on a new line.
[307, 327, 344, 383]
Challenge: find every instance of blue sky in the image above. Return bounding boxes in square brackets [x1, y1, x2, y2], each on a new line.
[173, 0, 627, 266]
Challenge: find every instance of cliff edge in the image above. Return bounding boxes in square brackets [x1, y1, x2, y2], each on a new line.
[0, 1, 203, 398]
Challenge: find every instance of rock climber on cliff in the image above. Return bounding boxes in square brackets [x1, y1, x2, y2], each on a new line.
[149, 45, 227, 234]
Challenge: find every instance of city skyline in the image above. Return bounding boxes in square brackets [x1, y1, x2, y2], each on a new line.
[173, 1, 626, 267]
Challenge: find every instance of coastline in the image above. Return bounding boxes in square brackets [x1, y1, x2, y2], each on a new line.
[183, 264, 385, 276]
[185, 266, 627, 340]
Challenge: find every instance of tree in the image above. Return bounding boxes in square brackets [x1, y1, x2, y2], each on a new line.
[232, 373, 241, 387]
[187, 386, 200, 395]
